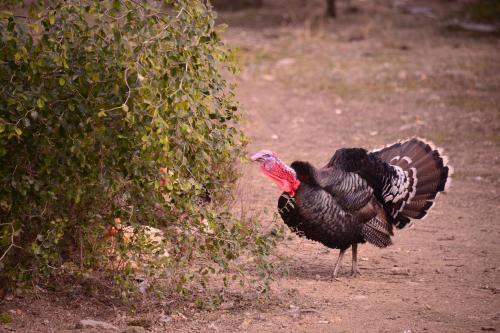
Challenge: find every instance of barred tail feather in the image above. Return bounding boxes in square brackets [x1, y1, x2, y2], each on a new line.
[372, 138, 452, 228]
[362, 218, 393, 248]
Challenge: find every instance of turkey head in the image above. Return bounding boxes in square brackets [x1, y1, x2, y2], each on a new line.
[251, 150, 301, 196]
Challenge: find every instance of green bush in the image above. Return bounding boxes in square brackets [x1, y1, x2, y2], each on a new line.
[0, 0, 278, 298]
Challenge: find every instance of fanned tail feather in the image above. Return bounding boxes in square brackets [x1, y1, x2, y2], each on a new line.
[371, 138, 452, 228]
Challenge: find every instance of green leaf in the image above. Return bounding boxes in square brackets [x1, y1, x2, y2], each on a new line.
[0, 313, 13, 324]
[36, 98, 45, 108]
[58, 78, 66, 86]
[121, 104, 129, 112]
[14, 127, 22, 136]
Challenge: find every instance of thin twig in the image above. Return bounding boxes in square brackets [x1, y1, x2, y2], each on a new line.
[0, 223, 18, 262]
[142, 6, 185, 47]
[99, 67, 132, 113]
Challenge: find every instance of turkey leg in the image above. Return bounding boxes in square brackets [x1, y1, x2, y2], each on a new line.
[351, 243, 361, 276]
[332, 248, 346, 278]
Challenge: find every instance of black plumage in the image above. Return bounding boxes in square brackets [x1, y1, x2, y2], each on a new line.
[275, 138, 451, 277]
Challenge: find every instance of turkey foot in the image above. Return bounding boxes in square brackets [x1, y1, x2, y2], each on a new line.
[350, 268, 361, 277]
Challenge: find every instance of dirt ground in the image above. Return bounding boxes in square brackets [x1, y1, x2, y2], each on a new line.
[2, 0, 500, 332]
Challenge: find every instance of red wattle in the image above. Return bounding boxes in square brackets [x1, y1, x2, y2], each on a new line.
[260, 163, 300, 196]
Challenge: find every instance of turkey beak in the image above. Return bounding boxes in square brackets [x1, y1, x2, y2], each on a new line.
[250, 152, 265, 163]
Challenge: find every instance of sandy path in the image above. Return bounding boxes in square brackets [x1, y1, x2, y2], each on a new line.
[215, 1, 500, 331]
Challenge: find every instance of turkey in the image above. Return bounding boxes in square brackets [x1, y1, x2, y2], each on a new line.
[251, 138, 452, 278]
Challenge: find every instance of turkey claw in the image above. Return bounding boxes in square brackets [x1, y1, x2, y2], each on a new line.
[350, 269, 361, 277]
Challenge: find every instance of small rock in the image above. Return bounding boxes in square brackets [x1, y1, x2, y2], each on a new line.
[334, 109, 343, 115]
[261, 74, 274, 81]
[318, 320, 329, 324]
[425, 304, 431, 310]
[238, 318, 251, 330]
[437, 236, 455, 241]
[276, 58, 296, 67]
[390, 267, 409, 276]
[208, 323, 219, 331]
[175, 312, 187, 320]
[158, 314, 171, 324]
[288, 305, 300, 319]
[429, 94, 441, 101]
[271, 134, 279, 140]
[43, 319, 49, 325]
[398, 71, 407, 80]
[76, 319, 118, 331]
[446, 20, 500, 33]
[399, 124, 415, 131]
[220, 301, 234, 310]
[369, 131, 379, 136]
[353, 295, 368, 300]
[252, 313, 266, 321]
[137, 279, 148, 294]
[122, 326, 146, 333]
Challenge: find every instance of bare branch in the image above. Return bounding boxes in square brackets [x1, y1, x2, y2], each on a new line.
[0, 223, 19, 262]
